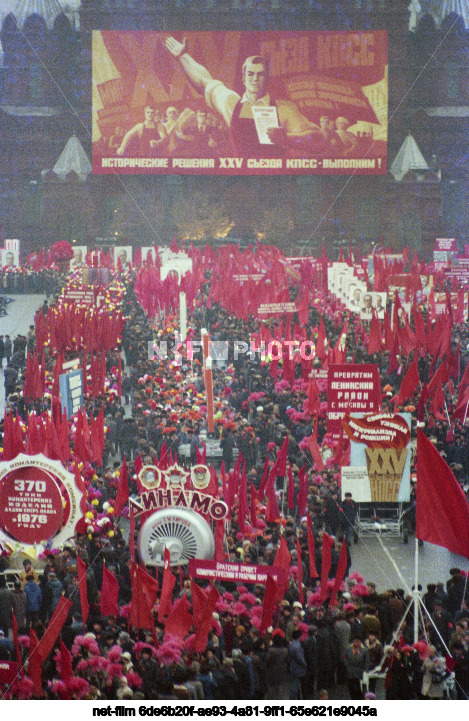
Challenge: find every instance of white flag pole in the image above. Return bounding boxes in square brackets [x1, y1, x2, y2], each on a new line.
[413, 535, 419, 643]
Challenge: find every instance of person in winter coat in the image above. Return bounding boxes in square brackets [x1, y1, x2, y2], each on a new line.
[4, 364, 17, 399]
[344, 635, 370, 700]
[384, 646, 413, 700]
[301, 625, 318, 699]
[11, 580, 27, 631]
[288, 628, 307, 699]
[265, 631, 291, 699]
[0, 576, 13, 636]
[24, 575, 42, 627]
[220, 428, 236, 471]
[4, 335, 12, 365]
[316, 617, 339, 691]
[421, 648, 447, 699]
[46, 572, 64, 615]
[19, 559, 39, 588]
[212, 658, 239, 700]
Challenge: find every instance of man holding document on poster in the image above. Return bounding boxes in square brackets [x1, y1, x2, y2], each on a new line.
[165, 35, 323, 156]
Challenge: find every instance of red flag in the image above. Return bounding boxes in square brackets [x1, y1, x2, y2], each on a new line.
[164, 595, 193, 640]
[11, 611, 23, 674]
[258, 457, 270, 499]
[315, 317, 327, 361]
[307, 514, 319, 580]
[297, 465, 308, 516]
[29, 628, 43, 697]
[237, 461, 247, 534]
[158, 548, 176, 622]
[416, 429, 469, 559]
[417, 382, 429, 422]
[250, 483, 259, 528]
[159, 442, 168, 470]
[113, 455, 129, 516]
[458, 361, 469, 401]
[367, 312, 383, 355]
[333, 320, 348, 364]
[117, 353, 123, 397]
[287, 464, 295, 509]
[448, 340, 460, 380]
[2, 411, 12, 460]
[320, 532, 334, 603]
[304, 377, 320, 417]
[296, 538, 304, 604]
[296, 290, 309, 326]
[59, 638, 73, 683]
[76, 556, 89, 629]
[414, 309, 426, 355]
[129, 504, 136, 561]
[193, 584, 220, 652]
[101, 563, 120, 618]
[393, 357, 420, 407]
[265, 467, 281, 523]
[273, 535, 291, 600]
[430, 384, 445, 419]
[260, 573, 278, 634]
[304, 433, 325, 472]
[452, 388, 469, 422]
[29, 595, 73, 669]
[190, 580, 208, 629]
[12, 412, 24, 458]
[275, 434, 289, 477]
[427, 360, 449, 399]
[130, 561, 158, 629]
[330, 540, 348, 604]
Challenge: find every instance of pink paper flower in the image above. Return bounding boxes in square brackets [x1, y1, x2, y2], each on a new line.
[126, 671, 143, 689]
[351, 583, 369, 598]
[68, 676, 90, 699]
[232, 601, 248, 616]
[239, 592, 257, 606]
[108, 644, 124, 663]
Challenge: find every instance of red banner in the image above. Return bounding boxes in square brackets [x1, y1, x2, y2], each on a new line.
[328, 363, 381, 418]
[188, 559, 286, 586]
[92, 31, 387, 176]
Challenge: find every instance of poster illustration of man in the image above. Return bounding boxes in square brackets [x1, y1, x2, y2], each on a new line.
[92, 31, 388, 176]
[1, 249, 19, 268]
[113, 246, 132, 267]
[70, 246, 88, 269]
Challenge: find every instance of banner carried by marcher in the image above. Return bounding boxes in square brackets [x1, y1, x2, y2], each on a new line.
[327, 363, 381, 437]
[92, 30, 388, 176]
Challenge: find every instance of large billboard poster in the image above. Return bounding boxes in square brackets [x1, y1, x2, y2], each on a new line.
[92, 31, 388, 176]
[340, 412, 412, 503]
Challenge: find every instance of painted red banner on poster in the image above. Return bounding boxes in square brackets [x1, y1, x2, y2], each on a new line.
[188, 559, 286, 585]
[342, 412, 410, 449]
[92, 30, 388, 176]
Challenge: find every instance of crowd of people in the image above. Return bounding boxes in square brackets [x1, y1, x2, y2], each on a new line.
[0, 252, 468, 702]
